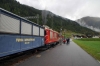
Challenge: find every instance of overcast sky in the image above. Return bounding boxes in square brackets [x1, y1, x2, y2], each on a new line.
[16, 0, 100, 20]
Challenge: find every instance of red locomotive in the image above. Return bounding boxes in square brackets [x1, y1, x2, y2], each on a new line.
[44, 25, 60, 46]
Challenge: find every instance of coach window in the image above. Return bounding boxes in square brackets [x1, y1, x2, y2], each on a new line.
[0, 14, 20, 33]
[21, 21, 32, 35]
[33, 25, 39, 36]
[40, 28, 44, 36]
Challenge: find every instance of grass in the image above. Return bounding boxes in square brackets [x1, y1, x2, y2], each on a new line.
[73, 38, 100, 61]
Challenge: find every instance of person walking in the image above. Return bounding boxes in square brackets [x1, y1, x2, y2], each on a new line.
[66, 38, 70, 44]
[63, 39, 66, 44]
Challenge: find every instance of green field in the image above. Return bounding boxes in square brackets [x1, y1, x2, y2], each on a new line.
[73, 38, 100, 61]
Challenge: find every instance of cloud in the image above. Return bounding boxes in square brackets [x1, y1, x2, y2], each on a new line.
[16, 0, 100, 20]
[75, 0, 100, 19]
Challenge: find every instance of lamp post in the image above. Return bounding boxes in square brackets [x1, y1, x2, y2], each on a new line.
[60, 28, 62, 36]
[64, 29, 66, 39]
[59, 28, 62, 44]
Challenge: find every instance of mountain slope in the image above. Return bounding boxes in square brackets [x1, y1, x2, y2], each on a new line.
[0, 0, 99, 35]
[77, 16, 100, 32]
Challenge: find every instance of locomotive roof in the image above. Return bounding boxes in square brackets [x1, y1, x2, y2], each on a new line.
[45, 28, 59, 33]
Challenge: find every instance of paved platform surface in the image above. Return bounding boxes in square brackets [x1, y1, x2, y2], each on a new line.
[15, 40, 100, 66]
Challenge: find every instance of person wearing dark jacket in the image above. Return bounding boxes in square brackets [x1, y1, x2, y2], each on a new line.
[66, 38, 70, 44]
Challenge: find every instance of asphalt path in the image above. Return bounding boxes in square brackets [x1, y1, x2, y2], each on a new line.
[15, 40, 100, 66]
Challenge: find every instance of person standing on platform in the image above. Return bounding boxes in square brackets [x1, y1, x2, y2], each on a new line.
[60, 38, 62, 45]
[66, 38, 70, 44]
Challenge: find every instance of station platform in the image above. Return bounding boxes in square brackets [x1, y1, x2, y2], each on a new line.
[15, 40, 100, 66]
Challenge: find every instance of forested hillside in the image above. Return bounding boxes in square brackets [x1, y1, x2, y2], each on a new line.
[0, 0, 99, 35]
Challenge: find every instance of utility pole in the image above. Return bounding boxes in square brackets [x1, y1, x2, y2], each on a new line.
[48, 12, 54, 29]
[52, 16, 53, 29]
[64, 29, 66, 39]
[61, 20, 62, 30]
[60, 20, 62, 36]
[37, 14, 39, 24]
[60, 20, 62, 43]
[42, 10, 48, 25]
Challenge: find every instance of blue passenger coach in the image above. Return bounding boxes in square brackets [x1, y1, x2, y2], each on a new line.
[0, 8, 44, 57]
